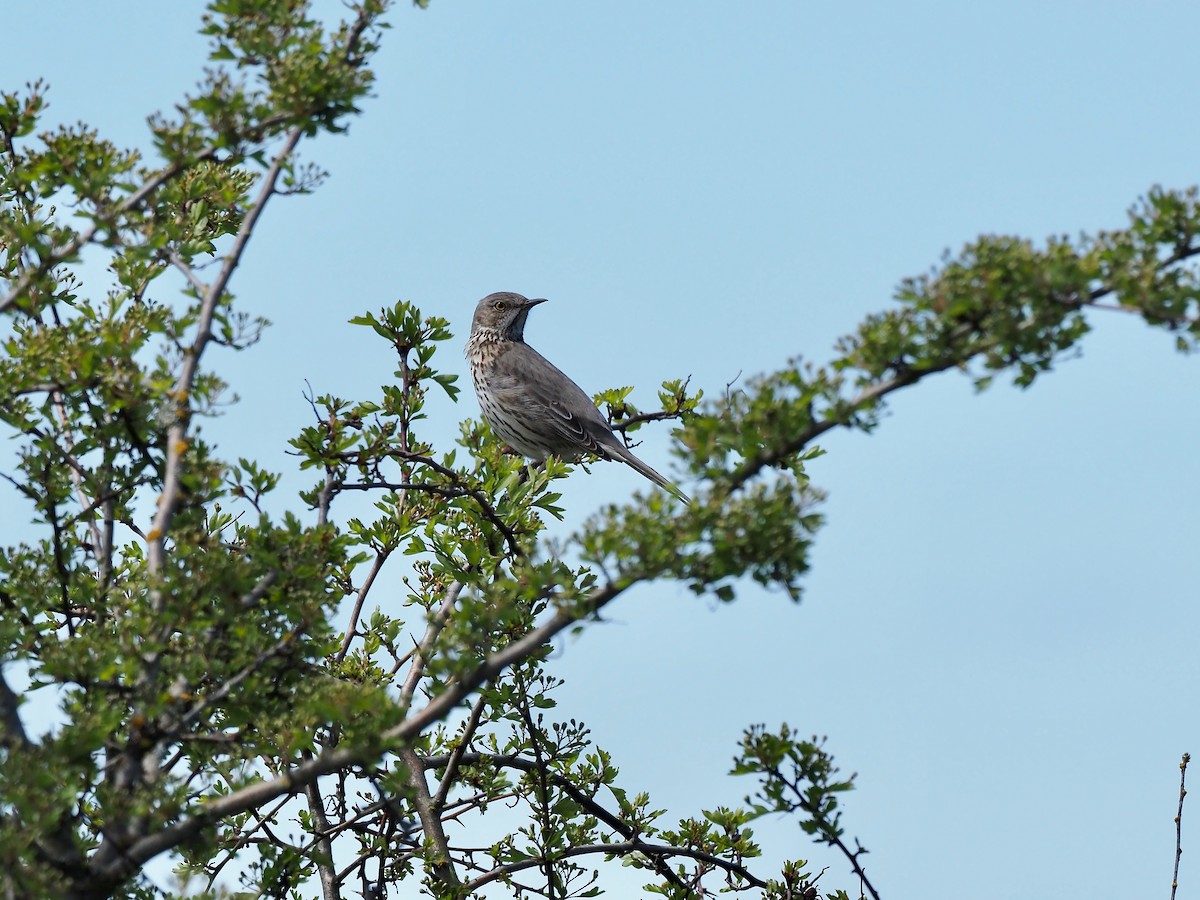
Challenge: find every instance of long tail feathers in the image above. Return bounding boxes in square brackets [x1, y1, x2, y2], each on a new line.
[609, 444, 690, 506]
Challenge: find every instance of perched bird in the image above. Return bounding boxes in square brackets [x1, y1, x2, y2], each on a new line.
[466, 291, 689, 504]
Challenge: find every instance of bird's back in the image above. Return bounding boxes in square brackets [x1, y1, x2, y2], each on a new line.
[481, 341, 619, 458]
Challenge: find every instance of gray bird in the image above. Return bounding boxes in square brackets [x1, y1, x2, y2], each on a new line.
[466, 291, 689, 504]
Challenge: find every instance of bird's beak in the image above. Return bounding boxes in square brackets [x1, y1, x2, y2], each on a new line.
[525, 298, 548, 308]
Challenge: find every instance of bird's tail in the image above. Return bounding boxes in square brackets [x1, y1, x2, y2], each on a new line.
[608, 443, 691, 505]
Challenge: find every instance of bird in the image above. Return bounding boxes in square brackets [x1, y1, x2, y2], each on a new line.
[465, 291, 689, 504]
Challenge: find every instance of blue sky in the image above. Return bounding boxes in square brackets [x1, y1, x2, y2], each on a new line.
[6, 2, 1200, 898]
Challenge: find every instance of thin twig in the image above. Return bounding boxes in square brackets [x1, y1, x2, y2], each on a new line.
[513, 670, 557, 899]
[336, 462, 524, 559]
[172, 624, 303, 734]
[397, 580, 464, 712]
[611, 408, 685, 433]
[336, 549, 391, 664]
[167, 250, 208, 295]
[432, 693, 488, 810]
[1173, 752, 1191, 900]
[49, 390, 105, 568]
[764, 758, 880, 900]
[204, 794, 296, 890]
[728, 358, 953, 491]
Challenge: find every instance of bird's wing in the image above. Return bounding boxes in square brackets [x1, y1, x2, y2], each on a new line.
[489, 344, 620, 457]
[489, 344, 691, 503]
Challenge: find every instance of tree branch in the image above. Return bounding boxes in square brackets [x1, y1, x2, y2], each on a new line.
[460, 840, 764, 895]
[432, 693, 488, 811]
[398, 580, 464, 712]
[425, 751, 733, 894]
[114, 580, 627, 877]
[1173, 752, 1191, 900]
[335, 548, 390, 664]
[397, 747, 461, 891]
[0, 667, 29, 748]
[727, 361, 943, 491]
[336, 464, 525, 559]
[304, 774, 341, 900]
[0, 15, 389, 320]
[0, 150, 218, 315]
[147, 124, 304, 569]
[91, 126, 309, 878]
[2, 669, 93, 885]
[513, 670, 559, 899]
[729, 260, 1200, 492]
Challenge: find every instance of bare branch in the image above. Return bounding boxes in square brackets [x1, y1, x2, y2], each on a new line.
[1174, 752, 1191, 900]
[167, 250, 208, 296]
[397, 747, 461, 891]
[398, 580, 464, 712]
[304, 774, 341, 900]
[336, 549, 390, 664]
[147, 124, 305, 570]
[432, 693, 488, 810]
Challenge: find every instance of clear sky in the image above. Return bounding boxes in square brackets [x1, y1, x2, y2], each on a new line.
[5, 2, 1200, 898]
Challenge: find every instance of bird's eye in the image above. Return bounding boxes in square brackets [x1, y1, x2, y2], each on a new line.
[494, 301, 507, 311]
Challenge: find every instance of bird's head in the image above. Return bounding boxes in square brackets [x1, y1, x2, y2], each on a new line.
[471, 292, 547, 342]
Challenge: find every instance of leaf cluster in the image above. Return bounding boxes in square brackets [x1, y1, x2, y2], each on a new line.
[4, 2, 1200, 898]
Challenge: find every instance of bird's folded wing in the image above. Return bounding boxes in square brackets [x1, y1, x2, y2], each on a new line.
[489, 344, 618, 457]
